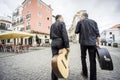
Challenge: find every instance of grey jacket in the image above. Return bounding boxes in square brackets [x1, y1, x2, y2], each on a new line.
[75, 18, 100, 46]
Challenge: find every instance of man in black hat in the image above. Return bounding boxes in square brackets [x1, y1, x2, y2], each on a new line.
[50, 15, 70, 80]
[75, 13, 100, 80]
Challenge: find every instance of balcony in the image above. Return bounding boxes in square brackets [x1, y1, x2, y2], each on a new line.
[26, 14, 31, 19]
[13, 11, 19, 16]
[17, 20, 19, 23]
[20, 18, 24, 23]
[12, 22, 16, 26]
[20, 27, 25, 31]
[0, 26, 7, 30]
[12, 18, 24, 26]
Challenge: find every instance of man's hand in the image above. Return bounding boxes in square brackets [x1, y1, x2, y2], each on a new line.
[97, 43, 101, 48]
[97, 37, 101, 48]
[66, 48, 70, 52]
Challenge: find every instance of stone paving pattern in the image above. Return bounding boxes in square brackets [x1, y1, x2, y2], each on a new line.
[0, 44, 120, 80]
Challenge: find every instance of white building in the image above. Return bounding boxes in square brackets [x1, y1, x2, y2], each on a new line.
[101, 24, 120, 45]
[0, 16, 13, 44]
[12, 5, 28, 45]
[0, 16, 12, 31]
[12, 5, 24, 31]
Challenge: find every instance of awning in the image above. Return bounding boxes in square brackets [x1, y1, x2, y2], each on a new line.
[0, 31, 33, 40]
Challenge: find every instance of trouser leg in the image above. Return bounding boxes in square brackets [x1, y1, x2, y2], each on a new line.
[51, 70, 58, 80]
[80, 45, 88, 76]
[51, 47, 58, 80]
[88, 46, 97, 80]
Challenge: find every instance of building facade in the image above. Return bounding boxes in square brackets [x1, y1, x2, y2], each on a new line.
[11, 0, 52, 46]
[0, 16, 12, 31]
[12, 5, 26, 45]
[101, 24, 120, 45]
[0, 16, 12, 44]
[12, 5, 24, 31]
[68, 10, 87, 43]
[22, 0, 52, 46]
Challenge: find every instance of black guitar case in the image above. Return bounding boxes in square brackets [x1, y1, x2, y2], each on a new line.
[96, 48, 113, 70]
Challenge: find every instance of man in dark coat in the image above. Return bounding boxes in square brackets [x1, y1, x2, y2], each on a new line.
[50, 15, 70, 80]
[75, 13, 100, 80]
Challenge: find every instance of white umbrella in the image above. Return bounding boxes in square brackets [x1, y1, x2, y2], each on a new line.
[0, 31, 33, 40]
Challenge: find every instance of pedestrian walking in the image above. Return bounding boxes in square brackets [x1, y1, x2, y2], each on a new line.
[75, 12, 100, 80]
[50, 15, 70, 80]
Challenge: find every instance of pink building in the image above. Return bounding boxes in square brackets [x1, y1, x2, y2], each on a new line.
[22, 0, 52, 45]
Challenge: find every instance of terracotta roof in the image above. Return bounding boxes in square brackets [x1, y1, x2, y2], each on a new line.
[111, 24, 120, 29]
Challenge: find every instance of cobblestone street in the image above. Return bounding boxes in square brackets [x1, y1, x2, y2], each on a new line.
[0, 44, 120, 80]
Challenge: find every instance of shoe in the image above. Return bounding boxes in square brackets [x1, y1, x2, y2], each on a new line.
[81, 72, 88, 78]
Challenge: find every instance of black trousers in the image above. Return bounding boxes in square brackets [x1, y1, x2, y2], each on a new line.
[80, 45, 97, 80]
[51, 54, 58, 80]
[51, 39, 64, 80]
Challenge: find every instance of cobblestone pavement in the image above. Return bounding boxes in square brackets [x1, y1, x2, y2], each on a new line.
[0, 44, 120, 80]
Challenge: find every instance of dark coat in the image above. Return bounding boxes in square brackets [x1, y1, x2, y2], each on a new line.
[75, 18, 100, 46]
[50, 21, 69, 48]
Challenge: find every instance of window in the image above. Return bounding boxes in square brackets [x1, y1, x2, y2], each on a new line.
[20, 27, 24, 31]
[47, 17, 50, 20]
[7, 39, 10, 43]
[12, 21, 16, 26]
[45, 35, 47, 38]
[110, 37, 112, 39]
[6, 24, 10, 28]
[20, 17, 24, 23]
[27, 21, 30, 25]
[38, 12, 42, 17]
[0, 23, 6, 30]
[28, 11, 30, 14]
[26, 21, 31, 30]
[17, 18, 19, 23]
[109, 32, 112, 35]
[48, 26, 50, 29]
[45, 39, 49, 43]
[38, 22, 42, 27]
[26, 11, 31, 19]
[16, 9, 19, 16]
[17, 27, 19, 30]
[0, 23, 6, 27]
[103, 32, 106, 36]
[26, 25, 30, 30]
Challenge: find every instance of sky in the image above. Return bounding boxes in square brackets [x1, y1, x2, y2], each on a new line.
[0, 0, 120, 32]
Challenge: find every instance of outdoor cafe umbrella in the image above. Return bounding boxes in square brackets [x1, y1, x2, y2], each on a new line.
[0, 31, 33, 40]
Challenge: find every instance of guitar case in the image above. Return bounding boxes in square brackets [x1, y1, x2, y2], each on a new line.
[96, 48, 113, 70]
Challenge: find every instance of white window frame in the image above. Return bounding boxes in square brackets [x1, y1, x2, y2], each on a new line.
[37, 12, 42, 17]
[38, 22, 42, 28]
